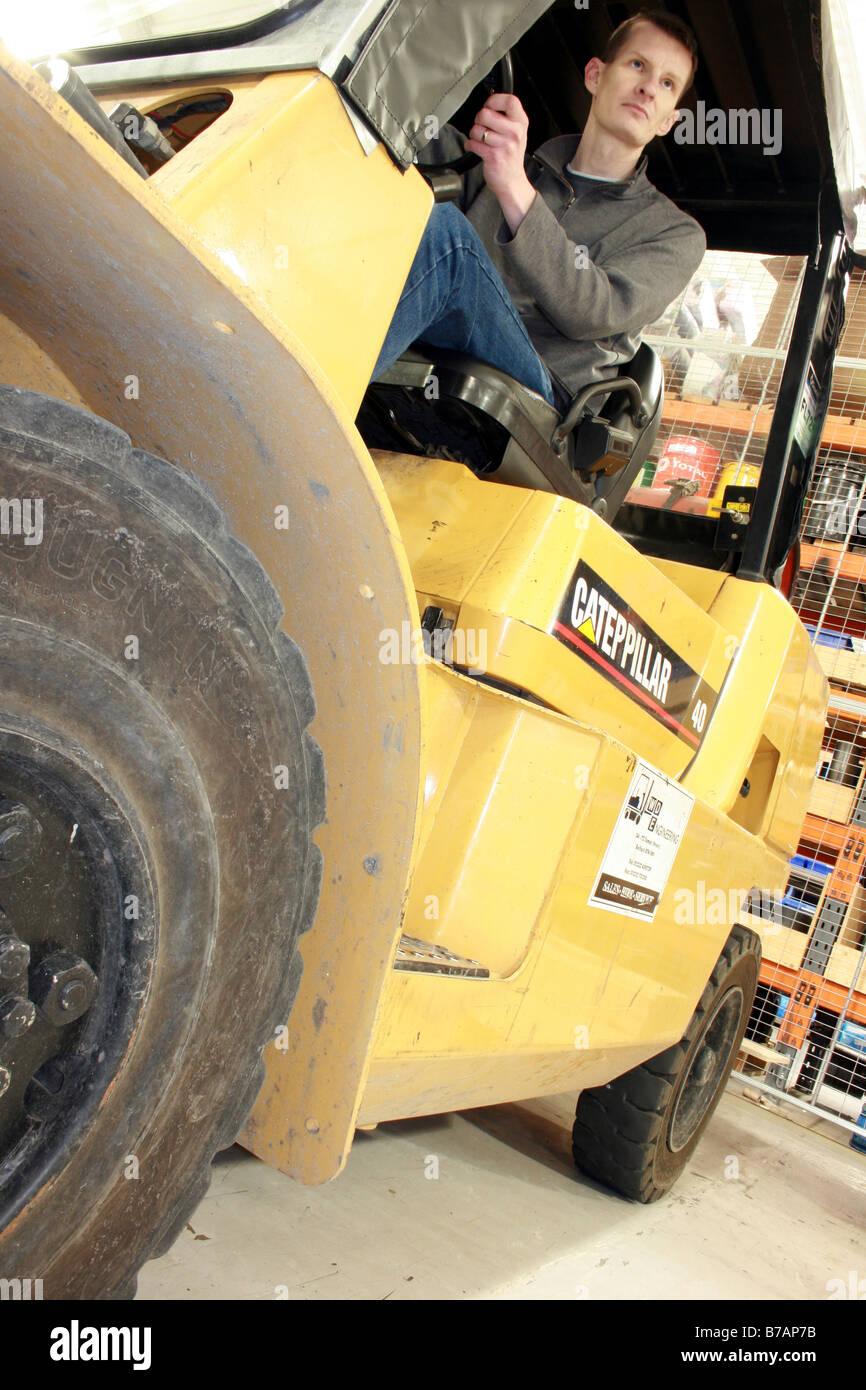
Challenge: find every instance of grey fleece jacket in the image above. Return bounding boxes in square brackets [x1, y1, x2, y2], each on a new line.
[458, 133, 706, 401]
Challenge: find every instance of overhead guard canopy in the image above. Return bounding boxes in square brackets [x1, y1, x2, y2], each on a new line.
[340, 0, 552, 170]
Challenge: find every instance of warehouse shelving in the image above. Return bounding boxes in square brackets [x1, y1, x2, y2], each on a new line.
[740, 452, 866, 1129]
[642, 250, 866, 1133]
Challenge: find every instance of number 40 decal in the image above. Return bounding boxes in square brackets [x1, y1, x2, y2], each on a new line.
[691, 699, 708, 733]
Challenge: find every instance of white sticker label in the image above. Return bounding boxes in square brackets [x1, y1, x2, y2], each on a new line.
[589, 758, 694, 920]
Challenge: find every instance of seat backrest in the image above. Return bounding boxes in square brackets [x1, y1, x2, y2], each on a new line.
[588, 343, 665, 518]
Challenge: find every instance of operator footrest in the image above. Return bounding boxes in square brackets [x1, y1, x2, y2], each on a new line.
[394, 935, 490, 978]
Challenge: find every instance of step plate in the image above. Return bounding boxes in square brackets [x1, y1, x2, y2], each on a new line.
[394, 935, 490, 978]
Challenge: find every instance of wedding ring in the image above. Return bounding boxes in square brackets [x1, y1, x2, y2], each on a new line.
[481, 130, 488, 144]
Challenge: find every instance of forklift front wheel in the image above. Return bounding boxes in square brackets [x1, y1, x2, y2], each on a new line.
[571, 923, 760, 1202]
[0, 386, 324, 1297]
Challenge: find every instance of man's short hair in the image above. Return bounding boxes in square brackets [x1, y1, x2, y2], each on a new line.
[602, 8, 699, 97]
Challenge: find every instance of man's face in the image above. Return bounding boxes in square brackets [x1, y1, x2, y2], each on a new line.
[584, 20, 692, 150]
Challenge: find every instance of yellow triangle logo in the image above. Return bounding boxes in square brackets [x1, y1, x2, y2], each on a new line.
[577, 616, 596, 644]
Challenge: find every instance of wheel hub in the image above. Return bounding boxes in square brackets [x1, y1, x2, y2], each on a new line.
[669, 987, 744, 1154]
[0, 737, 154, 1228]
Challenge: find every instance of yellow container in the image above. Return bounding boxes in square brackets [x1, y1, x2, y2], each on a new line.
[708, 461, 761, 518]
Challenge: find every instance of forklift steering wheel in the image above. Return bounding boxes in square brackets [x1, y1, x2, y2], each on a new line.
[416, 53, 514, 177]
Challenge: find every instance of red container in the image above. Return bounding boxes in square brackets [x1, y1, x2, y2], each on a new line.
[653, 436, 721, 497]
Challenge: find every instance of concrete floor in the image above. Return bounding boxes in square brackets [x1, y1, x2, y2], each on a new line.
[137, 1087, 866, 1300]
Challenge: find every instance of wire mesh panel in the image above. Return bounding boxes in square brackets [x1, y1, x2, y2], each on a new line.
[631, 250, 866, 1145]
[627, 249, 807, 507]
[730, 263, 866, 1146]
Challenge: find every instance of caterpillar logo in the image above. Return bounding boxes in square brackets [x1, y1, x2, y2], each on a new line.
[569, 575, 672, 704]
[553, 561, 719, 748]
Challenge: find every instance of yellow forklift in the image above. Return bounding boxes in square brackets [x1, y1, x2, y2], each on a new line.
[0, 0, 857, 1296]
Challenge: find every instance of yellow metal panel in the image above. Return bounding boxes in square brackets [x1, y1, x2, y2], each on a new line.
[359, 457, 803, 1126]
[374, 449, 534, 605]
[376, 456, 823, 859]
[0, 307, 87, 406]
[405, 682, 605, 979]
[376, 453, 731, 779]
[685, 577, 826, 854]
[648, 556, 728, 612]
[640, 565, 826, 856]
[766, 623, 826, 853]
[361, 664, 780, 1124]
[358, 1042, 661, 1125]
[0, 46, 425, 1184]
[153, 71, 432, 416]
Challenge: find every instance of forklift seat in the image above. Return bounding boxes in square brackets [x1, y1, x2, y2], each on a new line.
[359, 342, 664, 520]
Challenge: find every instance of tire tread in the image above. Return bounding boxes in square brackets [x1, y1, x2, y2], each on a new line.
[0, 387, 325, 1299]
[571, 924, 760, 1204]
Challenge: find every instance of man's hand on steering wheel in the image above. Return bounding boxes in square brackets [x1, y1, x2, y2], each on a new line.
[466, 93, 537, 235]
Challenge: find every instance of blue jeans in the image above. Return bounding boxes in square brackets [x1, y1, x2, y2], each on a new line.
[372, 202, 557, 407]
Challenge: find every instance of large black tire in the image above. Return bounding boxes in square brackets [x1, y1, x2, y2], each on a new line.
[572, 924, 760, 1203]
[0, 386, 324, 1297]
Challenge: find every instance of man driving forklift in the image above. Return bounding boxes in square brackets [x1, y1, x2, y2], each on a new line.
[372, 7, 706, 413]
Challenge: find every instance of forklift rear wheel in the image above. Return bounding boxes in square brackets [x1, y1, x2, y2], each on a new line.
[0, 386, 324, 1297]
[571, 924, 760, 1202]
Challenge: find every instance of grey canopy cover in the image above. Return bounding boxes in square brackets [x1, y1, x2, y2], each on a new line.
[342, 0, 553, 169]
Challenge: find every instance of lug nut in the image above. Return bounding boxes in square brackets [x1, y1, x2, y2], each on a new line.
[0, 800, 42, 878]
[31, 952, 97, 1027]
[0, 934, 30, 980]
[58, 979, 87, 1013]
[0, 994, 36, 1037]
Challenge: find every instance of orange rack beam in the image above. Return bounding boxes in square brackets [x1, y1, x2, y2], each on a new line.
[662, 403, 866, 455]
[759, 959, 866, 1028]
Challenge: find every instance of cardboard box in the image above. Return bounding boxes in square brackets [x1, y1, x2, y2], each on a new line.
[826, 939, 866, 989]
[808, 778, 857, 823]
[815, 645, 866, 689]
[751, 924, 808, 971]
[840, 884, 866, 952]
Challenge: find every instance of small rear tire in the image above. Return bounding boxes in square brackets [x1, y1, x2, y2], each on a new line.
[572, 924, 760, 1203]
